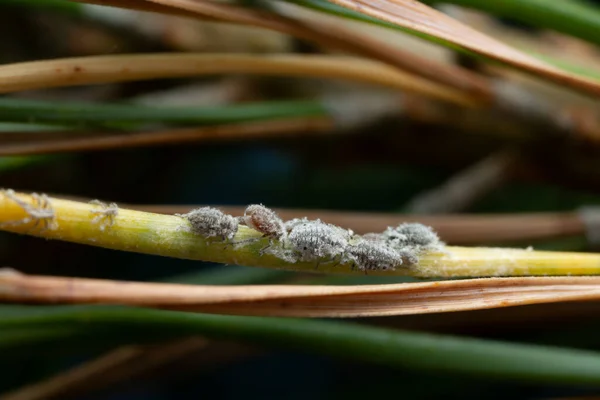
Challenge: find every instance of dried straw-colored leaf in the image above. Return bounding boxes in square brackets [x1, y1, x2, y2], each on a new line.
[325, 0, 600, 96]
[0, 53, 478, 107]
[72, 0, 204, 17]
[69, 0, 490, 98]
[2, 272, 600, 318]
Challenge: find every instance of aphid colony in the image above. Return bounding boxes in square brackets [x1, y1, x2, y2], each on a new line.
[180, 204, 444, 272]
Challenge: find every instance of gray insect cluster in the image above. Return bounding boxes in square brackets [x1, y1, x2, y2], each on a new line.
[348, 222, 445, 270]
[180, 204, 443, 272]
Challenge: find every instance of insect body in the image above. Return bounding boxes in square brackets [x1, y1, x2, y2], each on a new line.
[344, 238, 405, 272]
[242, 204, 286, 241]
[287, 219, 350, 264]
[180, 206, 238, 241]
[237, 204, 288, 254]
[382, 223, 442, 251]
[284, 217, 309, 233]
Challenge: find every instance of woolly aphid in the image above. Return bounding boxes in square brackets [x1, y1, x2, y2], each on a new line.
[284, 217, 309, 232]
[235, 204, 290, 254]
[382, 223, 443, 251]
[241, 204, 286, 241]
[286, 219, 352, 265]
[374, 222, 444, 267]
[180, 206, 238, 241]
[343, 238, 406, 272]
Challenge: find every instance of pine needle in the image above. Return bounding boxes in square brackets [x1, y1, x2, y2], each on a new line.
[0, 54, 478, 107]
[0, 190, 598, 277]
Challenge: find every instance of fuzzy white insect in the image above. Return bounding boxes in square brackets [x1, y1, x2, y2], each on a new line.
[382, 223, 442, 251]
[286, 219, 352, 267]
[383, 223, 441, 248]
[0, 189, 56, 232]
[235, 204, 289, 254]
[368, 222, 444, 267]
[89, 200, 119, 231]
[343, 238, 405, 272]
[242, 204, 286, 241]
[180, 206, 238, 241]
[284, 217, 309, 232]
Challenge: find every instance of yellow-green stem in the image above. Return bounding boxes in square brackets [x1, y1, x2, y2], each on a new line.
[1, 191, 599, 277]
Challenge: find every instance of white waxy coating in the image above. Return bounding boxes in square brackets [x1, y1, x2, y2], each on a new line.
[383, 223, 442, 250]
[182, 207, 238, 240]
[287, 220, 350, 262]
[344, 239, 404, 271]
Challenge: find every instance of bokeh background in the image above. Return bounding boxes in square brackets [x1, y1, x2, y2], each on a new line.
[2, 0, 600, 398]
